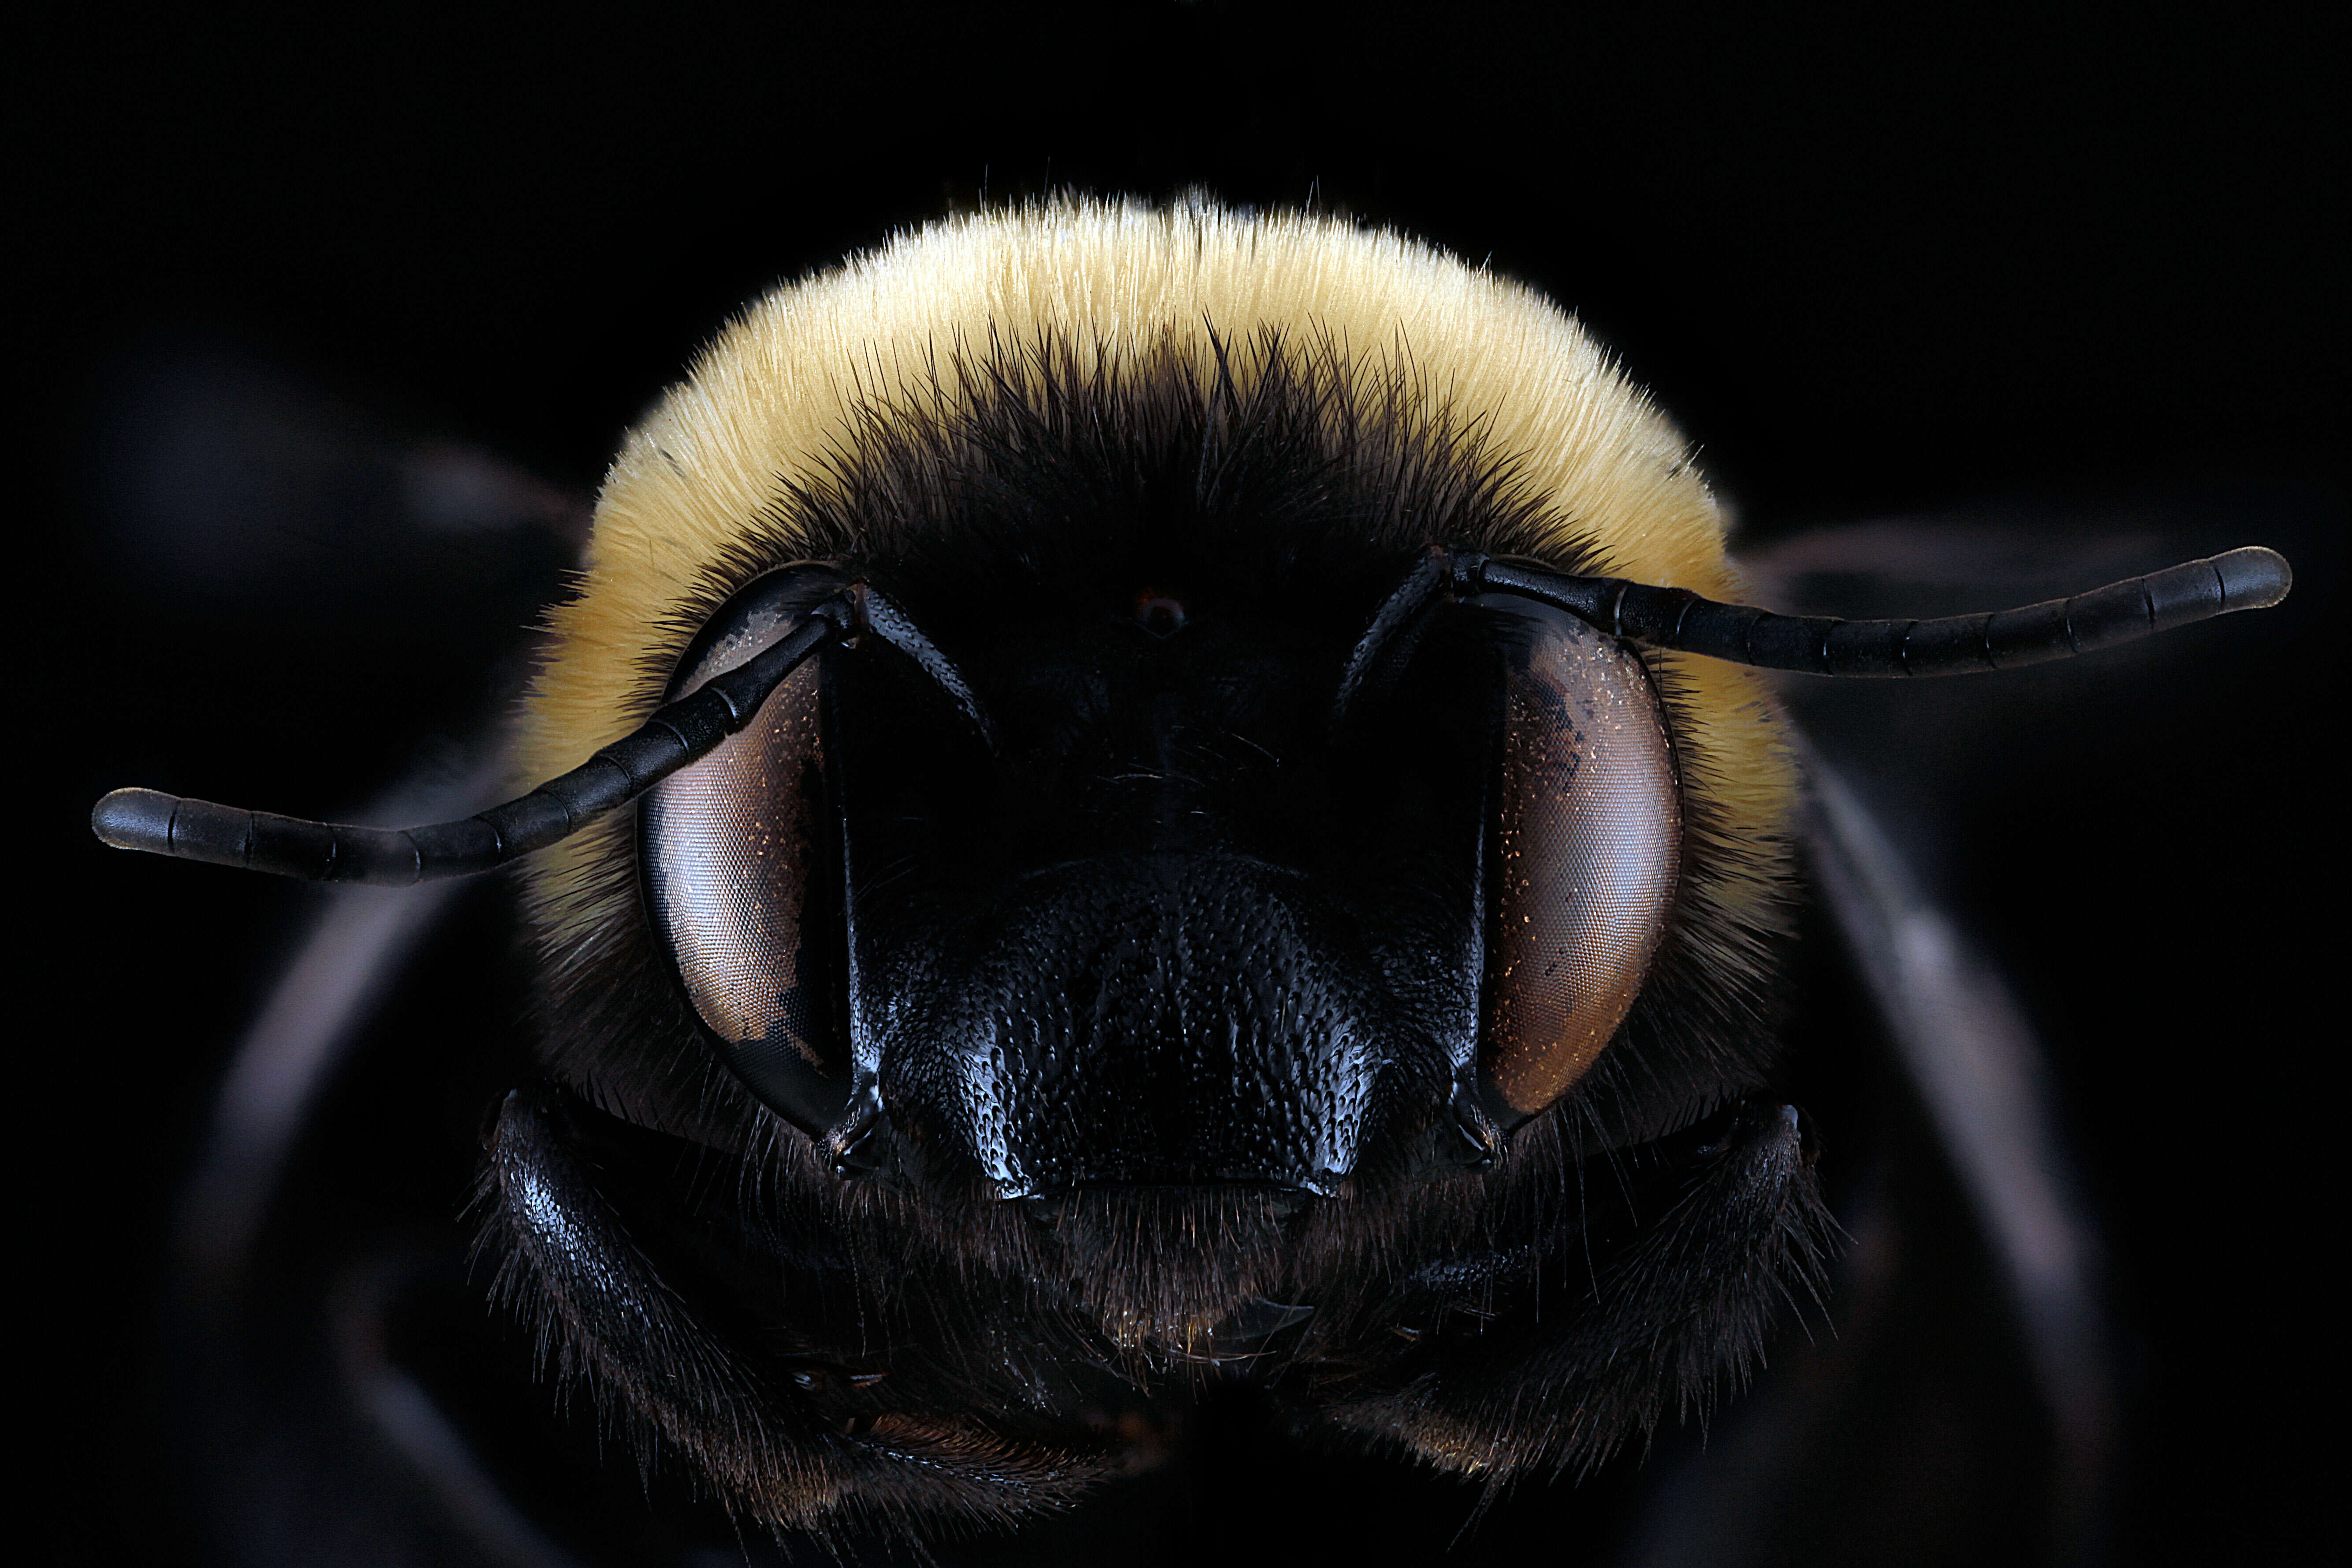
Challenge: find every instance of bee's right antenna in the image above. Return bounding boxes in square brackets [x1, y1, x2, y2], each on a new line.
[92, 596, 857, 885]
[1457, 546, 2292, 676]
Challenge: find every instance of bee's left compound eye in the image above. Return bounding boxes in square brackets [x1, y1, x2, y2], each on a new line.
[1472, 596, 1681, 1125]
[641, 566, 855, 1134]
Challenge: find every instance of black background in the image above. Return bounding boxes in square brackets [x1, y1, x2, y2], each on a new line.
[22, 4, 2339, 1563]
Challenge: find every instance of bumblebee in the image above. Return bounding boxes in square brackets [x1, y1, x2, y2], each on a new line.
[95, 199, 2290, 1547]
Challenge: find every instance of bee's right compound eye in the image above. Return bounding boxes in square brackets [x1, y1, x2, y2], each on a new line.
[1471, 596, 1681, 1127]
[641, 568, 854, 1134]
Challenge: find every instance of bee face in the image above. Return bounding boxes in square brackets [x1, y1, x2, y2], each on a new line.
[492, 201, 1822, 1530]
[92, 197, 2289, 1545]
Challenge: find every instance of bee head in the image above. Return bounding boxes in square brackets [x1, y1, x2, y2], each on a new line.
[92, 198, 2287, 1535]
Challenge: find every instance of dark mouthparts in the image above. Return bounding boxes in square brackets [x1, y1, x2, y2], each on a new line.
[91, 544, 2291, 886]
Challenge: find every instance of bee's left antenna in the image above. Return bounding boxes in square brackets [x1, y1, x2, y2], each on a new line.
[92, 597, 854, 886]
[1462, 546, 2292, 676]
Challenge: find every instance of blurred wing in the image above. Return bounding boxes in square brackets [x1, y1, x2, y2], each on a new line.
[90, 343, 587, 601]
[1622, 486, 2333, 1565]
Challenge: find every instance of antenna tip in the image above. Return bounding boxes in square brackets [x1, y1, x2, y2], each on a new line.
[92, 787, 177, 853]
[2217, 546, 2293, 611]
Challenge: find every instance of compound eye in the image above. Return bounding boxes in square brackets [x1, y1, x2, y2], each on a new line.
[641, 568, 852, 1134]
[1474, 596, 1681, 1126]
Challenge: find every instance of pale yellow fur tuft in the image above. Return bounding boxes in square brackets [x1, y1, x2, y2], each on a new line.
[517, 197, 1796, 980]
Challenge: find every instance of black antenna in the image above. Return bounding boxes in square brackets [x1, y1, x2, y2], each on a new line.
[92, 546, 2296, 884]
[856, 584, 996, 748]
[92, 596, 854, 885]
[1458, 546, 2290, 676]
[1331, 545, 1450, 726]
